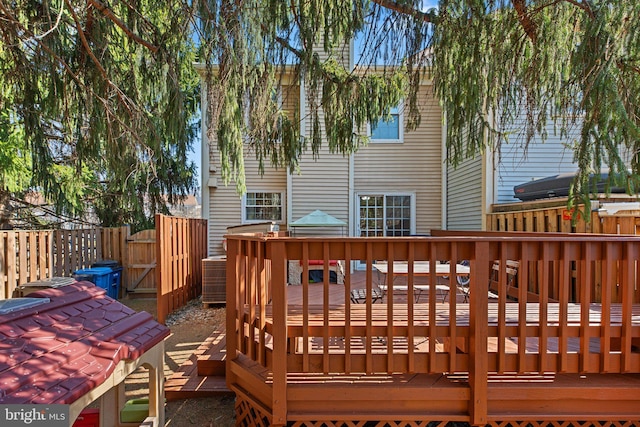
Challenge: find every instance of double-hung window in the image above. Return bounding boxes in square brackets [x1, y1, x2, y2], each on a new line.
[370, 103, 403, 143]
[242, 191, 284, 223]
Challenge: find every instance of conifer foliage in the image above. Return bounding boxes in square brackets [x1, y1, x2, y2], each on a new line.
[200, 0, 640, 205]
[0, 0, 198, 230]
[433, 0, 640, 208]
[2, 1, 639, 229]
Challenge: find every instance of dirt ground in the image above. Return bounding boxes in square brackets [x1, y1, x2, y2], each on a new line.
[121, 297, 236, 427]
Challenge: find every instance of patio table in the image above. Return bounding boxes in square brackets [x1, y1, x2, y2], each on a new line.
[373, 261, 470, 302]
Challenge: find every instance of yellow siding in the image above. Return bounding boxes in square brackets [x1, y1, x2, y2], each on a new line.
[206, 85, 298, 255]
[354, 85, 443, 234]
[291, 76, 349, 236]
[312, 35, 350, 67]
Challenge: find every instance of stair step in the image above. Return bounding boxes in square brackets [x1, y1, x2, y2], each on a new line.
[164, 329, 233, 400]
[197, 355, 226, 376]
[165, 374, 231, 401]
[195, 330, 226, 376]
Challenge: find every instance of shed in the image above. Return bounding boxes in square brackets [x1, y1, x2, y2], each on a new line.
[0, 281, 170, 425]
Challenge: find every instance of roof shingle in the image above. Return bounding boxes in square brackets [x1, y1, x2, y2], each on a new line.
[0, 281, 170, 405]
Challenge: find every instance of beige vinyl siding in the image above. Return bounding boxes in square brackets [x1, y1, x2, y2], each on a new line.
[291, 77, 349, 236]
[354, 85, 443, 235]
[312, 36, 350, 67]
[208, 169, 286, 255]
[447, 156, 483, 230]
[290, 151, 350, 237]
[206, 85, 298, 255]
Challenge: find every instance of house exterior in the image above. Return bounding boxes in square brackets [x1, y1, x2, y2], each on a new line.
[199, 44, 446, 257]
[199, 49, 583, 256]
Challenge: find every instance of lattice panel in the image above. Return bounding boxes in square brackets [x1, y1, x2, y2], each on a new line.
[234, 394, 270, 427]
[487, 422, 640, 427]
[243, 415, 640, 427]
[234, 395, 638, 427]
[289, 423, 446, 427]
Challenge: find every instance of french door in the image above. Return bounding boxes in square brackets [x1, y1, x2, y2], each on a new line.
[357, 193, 414, 237]
[356, 193, 414, 268]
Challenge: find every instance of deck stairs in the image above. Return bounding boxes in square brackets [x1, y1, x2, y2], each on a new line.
[165, 330, 233, 400]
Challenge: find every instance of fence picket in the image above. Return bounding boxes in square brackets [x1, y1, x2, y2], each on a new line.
[6, 233, 16, 297]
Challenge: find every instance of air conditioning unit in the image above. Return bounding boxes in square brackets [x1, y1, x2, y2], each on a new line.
[202, 256, 226, 304]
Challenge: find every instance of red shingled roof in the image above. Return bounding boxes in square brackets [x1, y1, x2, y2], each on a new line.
[0, 281, 170, 405]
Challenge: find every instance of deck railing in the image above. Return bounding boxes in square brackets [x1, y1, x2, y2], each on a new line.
[225, 233, 640, 426]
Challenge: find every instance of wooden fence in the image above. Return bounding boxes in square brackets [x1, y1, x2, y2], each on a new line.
[487, 198, 640, 235]
[1, 216, 208, 323]
[156, 214, 208, 324]
[0, 226, 129, 299]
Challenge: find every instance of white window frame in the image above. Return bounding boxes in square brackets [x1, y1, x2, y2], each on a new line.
[368, 101, 404, 143]
[355, 192, 416, 236]
[242, 191, 285, 224]
[354, 192, 416, 270]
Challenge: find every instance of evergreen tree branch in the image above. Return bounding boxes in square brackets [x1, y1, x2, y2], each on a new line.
[260, 23, 303, 59]
[64, 1, 110, 88]
[0, 4, 101, 106]
[88, 0, 159, 53]
[561, 0, 595, 19]
[64, 0, 139, 118]
[512, 0, 538, 43]
[1, 2, 154, 172]
[372, 0, 434, 22]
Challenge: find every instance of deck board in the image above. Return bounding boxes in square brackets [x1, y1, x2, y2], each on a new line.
[257, 302, 640, 326]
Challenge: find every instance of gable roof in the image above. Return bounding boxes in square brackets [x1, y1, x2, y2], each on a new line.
[0, 282, 169, 404]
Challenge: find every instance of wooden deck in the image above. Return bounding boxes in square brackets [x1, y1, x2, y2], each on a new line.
[232, 354, 640, 425]
[225, 233, 640, 426]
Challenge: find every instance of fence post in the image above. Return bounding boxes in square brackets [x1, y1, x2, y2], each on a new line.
[120, 225, 131, 292]
[225, 236, 239, 390]
[156, 214, 167, 324]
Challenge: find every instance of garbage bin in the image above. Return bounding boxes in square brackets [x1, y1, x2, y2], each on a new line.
[91, 260, 123, 299]
[73, 267, 115, 298]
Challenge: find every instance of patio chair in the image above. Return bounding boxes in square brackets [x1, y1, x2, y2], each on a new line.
[441, 260, 471, 302]
[350, 287, 383, 304]
[488, 260, 519, 300]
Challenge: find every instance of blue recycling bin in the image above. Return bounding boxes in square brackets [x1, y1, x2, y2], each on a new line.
[91, 260, 123, 299]
[74, 267, 119, 299]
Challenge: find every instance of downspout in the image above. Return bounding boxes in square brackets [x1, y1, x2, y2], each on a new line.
[441, 111, 448, 230]
[200, 78, 211, 256]
[289, 77, 304, 226]
[348, 37, 355, 240]
[481, 108, 496, 230]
